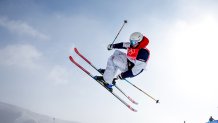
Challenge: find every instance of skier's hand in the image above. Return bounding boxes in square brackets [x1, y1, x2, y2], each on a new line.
[107, 44, 114, 50]
[112, 79, 116, 85]
[116, 74, 123, 80]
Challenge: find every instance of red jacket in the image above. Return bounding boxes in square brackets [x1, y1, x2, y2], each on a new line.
[127, 36, 149, 60]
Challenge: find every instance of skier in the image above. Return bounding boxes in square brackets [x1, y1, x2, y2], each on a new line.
[94, 32, 150, 91]
[209, 116, 215, 122]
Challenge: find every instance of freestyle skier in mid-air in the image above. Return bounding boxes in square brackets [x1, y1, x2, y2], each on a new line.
[70, 30, 159, 111]
[69, 20, 159, 111]
[94, 32, 150, 91]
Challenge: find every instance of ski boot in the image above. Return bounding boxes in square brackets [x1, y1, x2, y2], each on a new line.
[97, 68, 105, 74]
[94, 76, 113, 92]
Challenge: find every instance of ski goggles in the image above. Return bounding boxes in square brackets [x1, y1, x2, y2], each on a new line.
[130, 40, 139, 46]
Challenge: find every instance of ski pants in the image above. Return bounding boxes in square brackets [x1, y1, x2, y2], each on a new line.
[103, 50, 128, 84]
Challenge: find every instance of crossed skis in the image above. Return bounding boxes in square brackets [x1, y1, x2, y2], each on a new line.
[69, 48, 159, 112]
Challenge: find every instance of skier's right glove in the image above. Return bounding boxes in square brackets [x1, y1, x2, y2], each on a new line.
[107, 44, 114, 50]
[112, 79, 116, 85]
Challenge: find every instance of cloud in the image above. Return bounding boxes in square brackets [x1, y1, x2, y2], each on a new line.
[0, 17, 50, 41]
[47, 65, 71, 86]
[0, 44, 42, 69]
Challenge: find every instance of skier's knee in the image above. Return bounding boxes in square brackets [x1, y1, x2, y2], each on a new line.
[113, 50, 122, 55]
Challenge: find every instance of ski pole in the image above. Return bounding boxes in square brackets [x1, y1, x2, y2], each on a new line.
[111, 20, 127, 45]
[124, 78, 159, 103]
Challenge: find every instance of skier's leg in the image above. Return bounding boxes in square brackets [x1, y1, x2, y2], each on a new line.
[103, 50, 128, 84]
[103, 55, 118, 84]
[112, 50, 128, 72]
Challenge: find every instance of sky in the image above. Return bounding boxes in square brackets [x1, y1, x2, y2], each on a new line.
[0, 0, 218, 123]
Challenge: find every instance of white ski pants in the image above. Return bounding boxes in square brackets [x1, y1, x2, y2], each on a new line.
[103, 50, 128, 84]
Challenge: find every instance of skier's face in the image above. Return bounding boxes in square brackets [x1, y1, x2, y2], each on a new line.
[132, 43, 139, 48]
[130, 40, 139, 47]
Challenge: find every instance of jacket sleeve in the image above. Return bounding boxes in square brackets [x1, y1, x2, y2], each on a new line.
[121, 60, 146, 78]
[113, 42, 130, 49]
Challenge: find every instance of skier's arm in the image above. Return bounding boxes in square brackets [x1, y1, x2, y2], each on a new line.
[119, 60, 147, 79]
[111, 42, 130, 49]
[120, 48, 150, 79]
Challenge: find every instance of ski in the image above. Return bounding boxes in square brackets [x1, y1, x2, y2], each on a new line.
[74, 48, 138, 105]
[69, 56, 137, 112]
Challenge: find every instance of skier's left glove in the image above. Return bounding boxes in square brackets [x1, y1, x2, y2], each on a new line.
[107, 44, 114, 50]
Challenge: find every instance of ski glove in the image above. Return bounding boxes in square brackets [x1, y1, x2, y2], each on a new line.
[112, 79, 116, 85]
[107, 44, 114, 50]
[116, 74, 123, 80]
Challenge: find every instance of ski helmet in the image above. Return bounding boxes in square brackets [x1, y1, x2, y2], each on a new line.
[130, 32, 143, 46]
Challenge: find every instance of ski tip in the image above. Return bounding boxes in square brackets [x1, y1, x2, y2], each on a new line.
[74, 47, 78, 52]
[69, 56, 75, 62]
[74, 47, 81, 55]
[156, 100, 159, 104]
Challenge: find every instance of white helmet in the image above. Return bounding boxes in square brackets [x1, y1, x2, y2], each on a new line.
[129, 32, 143, 46]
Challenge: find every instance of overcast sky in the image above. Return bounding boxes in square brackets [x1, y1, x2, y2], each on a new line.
[0, 0, 218, 123]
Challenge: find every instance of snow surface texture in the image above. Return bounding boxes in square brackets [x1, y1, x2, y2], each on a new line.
[0, 102, 78, 123]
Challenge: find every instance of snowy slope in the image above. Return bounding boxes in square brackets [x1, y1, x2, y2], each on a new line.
[0, 101, 78, 123]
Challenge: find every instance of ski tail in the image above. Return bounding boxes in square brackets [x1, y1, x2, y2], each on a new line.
[69, 56, 137, 112]
[74, 47, 138, 105]
[115, 86, 138, 105]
